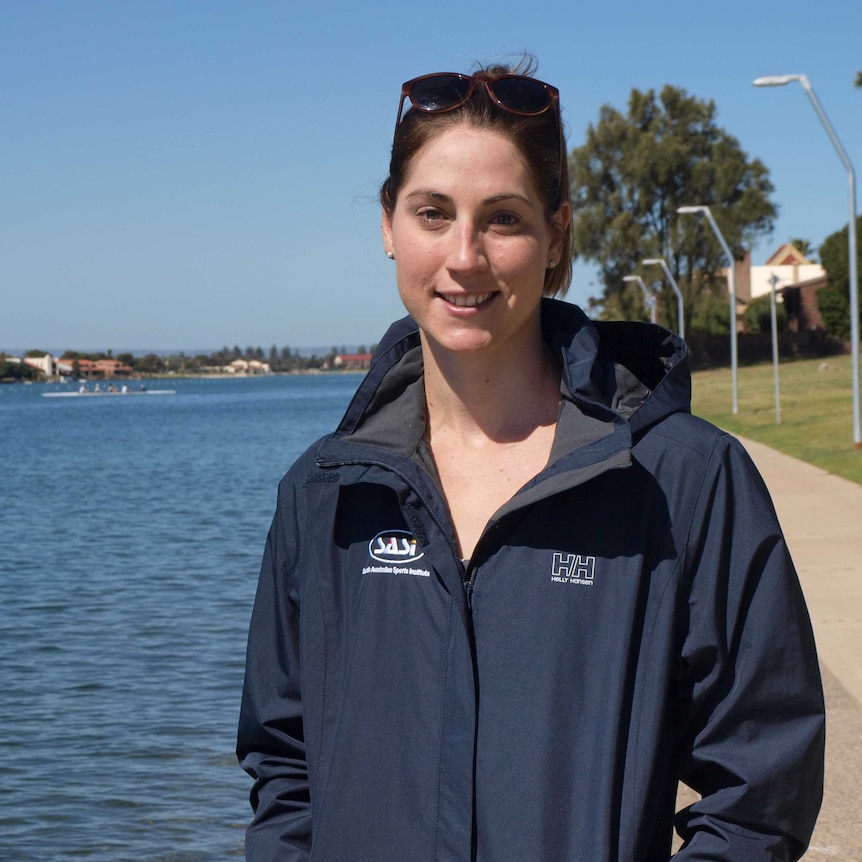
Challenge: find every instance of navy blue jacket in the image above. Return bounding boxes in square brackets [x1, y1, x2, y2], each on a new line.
[237, 299, 824, 861]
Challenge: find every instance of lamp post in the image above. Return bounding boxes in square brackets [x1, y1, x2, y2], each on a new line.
[768, 272, 782, 425]
[676, 205, 739, 414]
[642, 258, 685, 339]
[623, 275, 656, 323]
[753, 73, 860, 449]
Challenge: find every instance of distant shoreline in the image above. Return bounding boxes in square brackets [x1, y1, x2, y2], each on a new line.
[2, 369, 368, 385]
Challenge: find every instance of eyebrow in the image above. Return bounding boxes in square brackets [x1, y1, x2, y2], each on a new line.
[404, 190, 535, 208]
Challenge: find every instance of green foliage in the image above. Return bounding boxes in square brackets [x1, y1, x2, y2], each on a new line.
[691, 292, 732, 336]
[817, 216, 862, 340]
[0, 359, 40, 381]
[569, 84, 777, 333]
[817, 286, 850, 341]
[856, 71, 862, 88]
[593, 287, 645, 324]
[136, 353, 166, 374]
[744, 294, 787, 334]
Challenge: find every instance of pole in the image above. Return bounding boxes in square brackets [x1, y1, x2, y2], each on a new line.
[769, 273, 781, 424]
[677, 206, 739, 414]
[622, 275, 654, 323]
[643, 258, 685, 339]
[754, 74, 860, 448]
[798, 76, 860, 448]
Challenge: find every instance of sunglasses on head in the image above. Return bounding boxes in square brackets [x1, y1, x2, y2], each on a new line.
[395, 72, 560, 131]
[394, 72, 567, 207]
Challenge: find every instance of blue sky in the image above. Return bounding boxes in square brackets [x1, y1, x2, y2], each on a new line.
[2, 0, 860, 352]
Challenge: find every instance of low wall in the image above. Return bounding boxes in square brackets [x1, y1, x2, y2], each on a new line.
[685, 330, 843, 371]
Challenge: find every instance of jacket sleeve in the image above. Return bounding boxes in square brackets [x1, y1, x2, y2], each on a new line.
[672, 434, 825, 860]
[237, 469, 312, 862]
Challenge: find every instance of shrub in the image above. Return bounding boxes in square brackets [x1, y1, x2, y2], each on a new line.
[744, 294, 787, 334]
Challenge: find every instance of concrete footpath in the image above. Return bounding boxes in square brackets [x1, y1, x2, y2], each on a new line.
[675, 437, 862, 859]
[739, 437, 862, 861]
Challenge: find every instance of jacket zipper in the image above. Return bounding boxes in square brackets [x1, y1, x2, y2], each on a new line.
[464, 570, 475, 609]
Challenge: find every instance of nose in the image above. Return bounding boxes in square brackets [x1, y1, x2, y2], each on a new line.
[446, 222, 488, 276]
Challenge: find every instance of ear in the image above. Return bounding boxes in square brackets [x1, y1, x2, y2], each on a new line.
[381, 209, 395, 259]
[548, 201, 571, 263]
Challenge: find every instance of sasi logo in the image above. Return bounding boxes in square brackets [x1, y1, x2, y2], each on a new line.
[369, 530, 424, 564]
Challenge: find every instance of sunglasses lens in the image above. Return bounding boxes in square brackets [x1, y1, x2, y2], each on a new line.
[409, 75, 472, 112]
[491, 77, 552, 114]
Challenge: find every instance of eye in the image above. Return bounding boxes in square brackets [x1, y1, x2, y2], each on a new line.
[416, 207, 447, 223]
[489, 212, 521, 229]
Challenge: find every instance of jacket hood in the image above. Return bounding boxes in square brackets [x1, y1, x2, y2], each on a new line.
[335, 298, 690, 443]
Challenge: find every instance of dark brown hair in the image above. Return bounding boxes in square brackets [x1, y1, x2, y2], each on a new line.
[380, 57, 573, 297]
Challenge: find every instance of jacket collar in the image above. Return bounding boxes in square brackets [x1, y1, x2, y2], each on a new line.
[332, 297, 689, 444]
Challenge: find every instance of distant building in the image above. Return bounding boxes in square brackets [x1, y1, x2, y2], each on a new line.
[74, 358, 133, 379]
[23, 354, 56, 376]
[229, 358, 271, 374]
[56, 358, 75, 377]
[332, 353, 372, 371]
[749, 244, 825, 302]
[727, 244, 828, 333]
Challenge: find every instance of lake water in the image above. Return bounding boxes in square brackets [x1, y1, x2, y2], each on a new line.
[0, 374, 363, 861]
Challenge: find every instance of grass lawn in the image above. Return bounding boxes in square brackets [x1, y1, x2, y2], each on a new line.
[690, 353, 862, 486]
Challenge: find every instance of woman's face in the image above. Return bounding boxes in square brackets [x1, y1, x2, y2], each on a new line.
[381, 125, 569, 360]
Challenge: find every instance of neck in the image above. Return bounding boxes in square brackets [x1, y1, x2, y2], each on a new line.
[421, 331, 560, 444]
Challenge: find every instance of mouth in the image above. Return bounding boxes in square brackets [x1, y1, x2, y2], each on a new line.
[437, 291, 495, 308]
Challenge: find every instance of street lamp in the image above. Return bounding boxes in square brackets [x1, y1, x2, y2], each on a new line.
[676, 205, 739, 414]
[768, 272, 782, 425]
[754, 73, 860, 449]
[623, 275, 656, 323]
[642, 258, 685, 339]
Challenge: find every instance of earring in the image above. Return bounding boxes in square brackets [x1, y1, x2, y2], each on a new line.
[548, 259, 557, 269]
[386, 251, 395, 260]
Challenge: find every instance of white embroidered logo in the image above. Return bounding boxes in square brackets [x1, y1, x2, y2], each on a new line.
[550, 552, 596, 586]
[368, 530, 424, 564]
[363, 529, 431, 578]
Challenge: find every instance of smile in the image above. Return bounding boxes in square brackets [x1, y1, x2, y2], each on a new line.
[438, 292, 495, 308]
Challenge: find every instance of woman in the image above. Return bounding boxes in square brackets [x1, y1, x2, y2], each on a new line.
[237, 60, 824, 861]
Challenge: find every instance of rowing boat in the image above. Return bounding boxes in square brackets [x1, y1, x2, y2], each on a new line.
[42, 390, 177, 398]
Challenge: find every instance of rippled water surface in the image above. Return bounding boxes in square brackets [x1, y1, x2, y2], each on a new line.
[0, 374, 361, 861]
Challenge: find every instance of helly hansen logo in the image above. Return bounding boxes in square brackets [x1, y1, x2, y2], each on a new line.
[551, 552, 596, 586]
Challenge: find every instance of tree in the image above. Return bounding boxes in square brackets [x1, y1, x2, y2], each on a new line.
[855, 71, 862, 88]
[817, 216, 862, 340]
[744, 294, 787, 334]
[569, 85, 777, 331]
[0, 359, 40, 382]
[136, 353, 164, 374]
